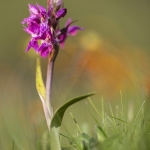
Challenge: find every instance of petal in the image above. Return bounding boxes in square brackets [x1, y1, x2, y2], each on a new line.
[47, 6, 53, 16]
[58, 26, 68, 36]
[32, 40, 39, 51]
[59, 33, 67, 48]
[29, 16, 40, 24]
[28, 4, 39, 15]
[36, 3, 46, 14]
[26, 40, 32, 52]
[26, 38, 39, 52]
[38, 42, 47, 52]
[22, 16, 34, 24]
[56, 8, 67, 19]
[24, 22, 40, 37]
[40, 48, 49, 57]
[65, 18, 72, 27]
[38, 42, 53, 57]
[24, 27, 33, 35]
[22, 18, 28, 24]
[40, 23, 48, 35]
[22, 15, 40, 25]
[59, 34, 67, 43]
[68, 26, 84, 36]
[29, 22, 40, 31]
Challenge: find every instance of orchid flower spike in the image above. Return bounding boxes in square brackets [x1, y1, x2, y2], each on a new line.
[22, 1, 83, 57]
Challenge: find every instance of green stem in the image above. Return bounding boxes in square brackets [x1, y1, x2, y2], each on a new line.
[46, 45, 59, 125]
[46, 59, 54, 119]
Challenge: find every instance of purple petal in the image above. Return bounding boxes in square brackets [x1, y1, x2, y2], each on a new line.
[26, 41, 32, 52]
[36, 3, 46, 14]
[59, 34, 67, 43]
[26, 38, 39, 52]
[39, 23, 48, 36]
[47, 6, 53, 17]
[40, 48, 49, 57]
[68, 26, 84, 36]
[24, 22, 40, 37]
[22, 16, 35, 24]
[22, 18, 28, 24]
[56, 8, 67, 19]
[28, 4, 39, 15]
[24, 27, 34, 35]
[22, 15, 40, 25]
[29, 22, 40, 31]
[38, 42, 53, 57]
[59, 33, 67, 48]
[65, 18, 72, 27]
[29, 16, 40, 24]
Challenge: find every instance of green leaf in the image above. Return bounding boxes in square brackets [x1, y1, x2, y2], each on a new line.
[50, 92, 96, 128]
[96, 126, 107, 142]
[96, 126, 107, 138]
[41, 131, 50, 150]
[36, 58, 50, 126]
[102, 134, 120, 150]
[50, 127, 61, 150]
[107, 115, 128, 124]
[36, 58, 46, 102]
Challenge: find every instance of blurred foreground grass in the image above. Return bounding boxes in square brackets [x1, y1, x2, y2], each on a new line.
[1, 88, 150, 149]
[61, 96, 150, 150]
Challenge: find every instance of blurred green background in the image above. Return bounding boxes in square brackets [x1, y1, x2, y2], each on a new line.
[0, 0, 150, 149]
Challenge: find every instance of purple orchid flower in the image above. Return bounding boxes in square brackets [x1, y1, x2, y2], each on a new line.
[58, 18, 84, 48]
[22, 1, 83, 57]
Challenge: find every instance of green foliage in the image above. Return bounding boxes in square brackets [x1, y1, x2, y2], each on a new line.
[50, 93, 96, 128]
[41, 131, 50, 150]
[49, 93, 95, 150]
[2, 81, 150, 150]
[59, 98, 150, 150]
[36, 58, 46, 102]
[50, 127, 61, 150]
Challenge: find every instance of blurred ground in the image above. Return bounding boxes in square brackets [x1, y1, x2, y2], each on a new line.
[0, 0, 150, 148]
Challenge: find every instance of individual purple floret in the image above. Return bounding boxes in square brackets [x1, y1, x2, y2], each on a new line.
[22, 1, 83, 57]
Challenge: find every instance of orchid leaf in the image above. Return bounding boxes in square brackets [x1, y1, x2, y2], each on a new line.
[36, 58, 46, 102]
[50, 92, 96, 128]
[36, 58, 50, 127]
[50, 127, 61, 150]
